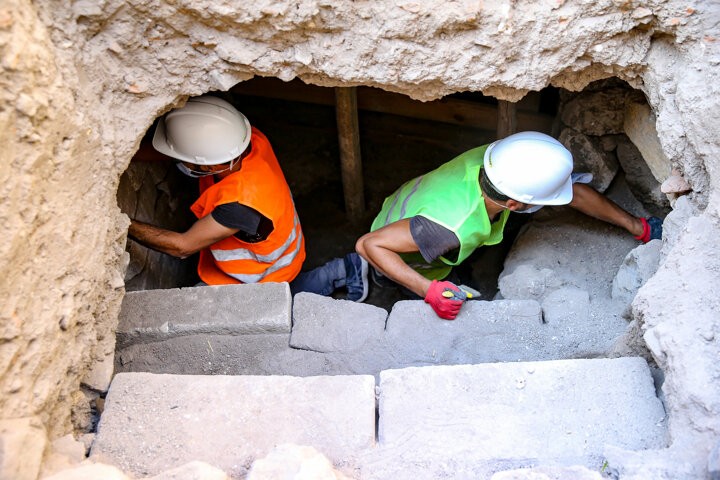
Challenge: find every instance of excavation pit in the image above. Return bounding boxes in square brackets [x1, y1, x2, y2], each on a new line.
[5, 2, 719, 478]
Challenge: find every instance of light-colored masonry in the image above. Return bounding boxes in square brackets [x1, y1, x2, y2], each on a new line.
[1, 0, 719, 477]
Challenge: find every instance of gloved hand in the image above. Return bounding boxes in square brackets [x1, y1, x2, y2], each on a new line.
[424, 280, 468, 320]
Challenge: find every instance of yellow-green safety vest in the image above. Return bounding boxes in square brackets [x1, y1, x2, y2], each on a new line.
[371, 145, 510, 280]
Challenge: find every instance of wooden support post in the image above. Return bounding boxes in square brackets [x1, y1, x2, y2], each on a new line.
[497, 100, 517, 139]
[335, 87, 365, 224]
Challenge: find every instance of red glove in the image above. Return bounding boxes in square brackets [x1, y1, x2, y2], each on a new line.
[424, 280, 468, 320]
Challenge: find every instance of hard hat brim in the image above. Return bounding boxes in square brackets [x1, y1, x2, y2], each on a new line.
[152, 117, 187, 161]
[151, 100, 252, 165]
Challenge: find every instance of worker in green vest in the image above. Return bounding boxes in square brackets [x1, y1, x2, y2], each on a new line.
[354, 131, 662, 319]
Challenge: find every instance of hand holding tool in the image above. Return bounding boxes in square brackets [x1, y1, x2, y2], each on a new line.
[424, 280, 469, 320]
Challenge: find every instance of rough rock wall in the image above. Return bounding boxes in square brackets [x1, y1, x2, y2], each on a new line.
[1, 0, 127, 438]
[117, 162, 198, 291]
[2, 0, 719, 475]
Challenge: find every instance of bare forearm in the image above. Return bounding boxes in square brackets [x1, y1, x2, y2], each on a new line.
[366, 246, 431, 297]
[570, 183, 642, 235]
[128, 220, 195, 258]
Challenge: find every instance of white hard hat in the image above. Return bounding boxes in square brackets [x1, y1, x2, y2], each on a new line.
[152, 95, 251, 165]
[483, 131, 574, 205]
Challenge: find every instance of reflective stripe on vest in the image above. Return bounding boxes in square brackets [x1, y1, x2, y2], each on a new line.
[210, 215, 303, 283]
[381, 176, 424, 227]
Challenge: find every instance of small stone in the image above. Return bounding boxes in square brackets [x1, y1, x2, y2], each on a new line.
[126, 83, 146, 94]
[632, 7, 653, 19]
[660, 171, 691, 193]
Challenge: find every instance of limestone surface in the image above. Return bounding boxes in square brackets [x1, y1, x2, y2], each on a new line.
[91, 372, 376, 478]
[2, 0, 720, 477]
[290, 292, 388, 353]
[117, 282, 293, 347]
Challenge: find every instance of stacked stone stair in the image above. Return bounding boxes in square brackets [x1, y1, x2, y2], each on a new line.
[96, 282, 669, 478]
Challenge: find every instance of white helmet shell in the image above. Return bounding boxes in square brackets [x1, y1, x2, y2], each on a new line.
[483, 131, 574, 205]
[152, 95, 251, 165]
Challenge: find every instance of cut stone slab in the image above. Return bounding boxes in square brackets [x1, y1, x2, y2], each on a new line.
[117, 282, 292, 347]
[116, 333, 286, 375]
[559, 128, 619, 192]
[615, 136, 670, 215]
[377, 357, 667, 469]
[91, 372, 376, 478]
[385, 298, 617, 363]
[291, 292, 388, 353]
[623, 101, 671, 184]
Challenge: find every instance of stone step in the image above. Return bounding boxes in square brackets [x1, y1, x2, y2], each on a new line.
[116, 282, 292, 348]
[90, 372, 376, 478]
[93, 358, 667, 479]
[361, 356, 667, 479]
[117, 290, 630, 378]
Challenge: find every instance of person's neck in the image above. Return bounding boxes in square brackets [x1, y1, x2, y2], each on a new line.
[483, 195, 507, 221]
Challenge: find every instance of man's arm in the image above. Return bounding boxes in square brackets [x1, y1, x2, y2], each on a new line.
[355, 219, 432, 297]
[128, 214, 239, 258]
[569, 183, 643, 236]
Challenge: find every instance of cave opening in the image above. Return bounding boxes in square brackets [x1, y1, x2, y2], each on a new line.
[118, 76, 577, 308]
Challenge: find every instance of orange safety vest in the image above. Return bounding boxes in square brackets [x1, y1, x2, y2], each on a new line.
[190, 128, 305, 285]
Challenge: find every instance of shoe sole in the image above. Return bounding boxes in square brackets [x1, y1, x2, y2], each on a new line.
[355, 257, 369, 303]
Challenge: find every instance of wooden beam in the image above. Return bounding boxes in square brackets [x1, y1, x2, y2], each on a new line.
[497, 100, 517, 139]
[231, 78, 554, 134]
[335, 87, 365, 223]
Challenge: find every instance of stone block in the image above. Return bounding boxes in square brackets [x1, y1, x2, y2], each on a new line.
[91, 372, 376, 478]
[81, 347, 115, 392]
[615, 136, 670, 215]
[0, 417, 47, 480]
[624, 101, 671, 183]
[378, 358, 666, 466]
[290, 292, 388, 353]
[115, 333, 328, 377]
[559, 128, 619, 192]
[560, 87, 632, 135]
[612, 241, 663, 304]
[117, 282, 292, 347]
[385, 299, 546, 364]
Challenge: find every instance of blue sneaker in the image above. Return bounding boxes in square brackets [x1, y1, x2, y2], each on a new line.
[344, 253, 369, 302]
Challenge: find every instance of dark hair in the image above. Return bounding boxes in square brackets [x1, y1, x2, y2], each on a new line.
[480, 168, 509, 202]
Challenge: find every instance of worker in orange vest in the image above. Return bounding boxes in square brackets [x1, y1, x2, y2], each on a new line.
[129, 95, 368, 295]
[128, 95, 309, 285]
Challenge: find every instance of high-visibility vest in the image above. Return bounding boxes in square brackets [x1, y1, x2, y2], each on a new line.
[371, 145, 510, 280]
[190, 128, 305, 285]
